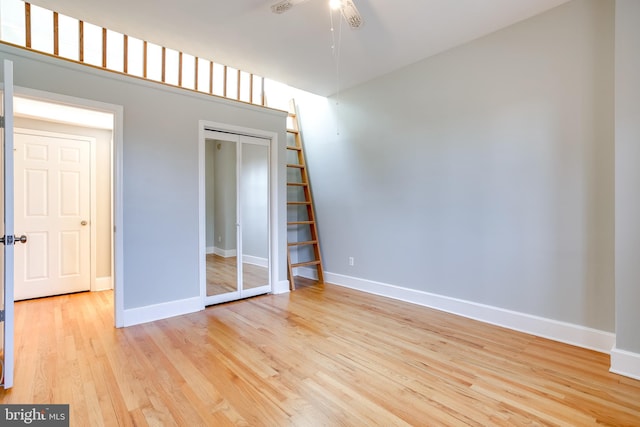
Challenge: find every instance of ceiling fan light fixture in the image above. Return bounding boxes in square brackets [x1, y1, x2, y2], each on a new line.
[341, 0, 363, 29]
[271, 0, 294, 14]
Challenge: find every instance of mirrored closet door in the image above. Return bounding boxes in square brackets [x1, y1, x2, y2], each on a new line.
[204, 130, 270, 305]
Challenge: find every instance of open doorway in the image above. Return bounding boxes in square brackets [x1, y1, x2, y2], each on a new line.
[11, 89, 123, 326]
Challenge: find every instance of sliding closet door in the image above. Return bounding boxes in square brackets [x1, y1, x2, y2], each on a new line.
[239, 138, 270, 297]
[203, 131, 270, 305]
[205, 136, 239, 302]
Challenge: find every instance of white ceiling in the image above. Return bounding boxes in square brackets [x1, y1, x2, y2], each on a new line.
[28, 0, 571, 96]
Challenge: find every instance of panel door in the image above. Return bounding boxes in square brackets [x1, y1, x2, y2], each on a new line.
[14, 130, 91, 300]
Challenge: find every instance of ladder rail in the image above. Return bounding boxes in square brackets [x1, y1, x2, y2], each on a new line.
[286, 99, 325, 290]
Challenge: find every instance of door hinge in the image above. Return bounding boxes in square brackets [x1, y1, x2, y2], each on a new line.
[0, 115, 4, 128]
[0, 235, 13, 245]
[0, 310, 4, 322]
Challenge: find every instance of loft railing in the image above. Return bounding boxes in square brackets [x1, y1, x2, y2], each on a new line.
[0, 0, 276, 108]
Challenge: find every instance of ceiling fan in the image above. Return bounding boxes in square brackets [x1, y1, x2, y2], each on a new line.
[270, 0, 364, 29]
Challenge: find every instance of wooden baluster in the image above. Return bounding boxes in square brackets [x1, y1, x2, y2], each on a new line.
[25, 2, 32, 48]
[194, 57, 199, 91]
[250, 74, 254, 104]
[223, 65, 228, 98]
[102, 28, 107, 68]
[161, 47, 166, 82]
[237, 69, 241, 100]
[123, 35, 128, 74]
[78, 21, 84, 62]
[53, 12, 59, 55]
[143, 41, 148, 78]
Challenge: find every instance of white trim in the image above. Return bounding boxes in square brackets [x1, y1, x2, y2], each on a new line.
[94, 276, 113, 291]
[610, 347, 640, 380]
[213, 247, 237, 258]
[243, 255, 268, 268]
[122, 296, 202, 327]
[272, 280, 291, 295]
[13, 86, 124, 327]
[309, 270, 616, 354]
[206, 246, 215, 254]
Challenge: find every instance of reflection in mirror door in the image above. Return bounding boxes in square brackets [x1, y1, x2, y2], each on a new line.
[205, 139, 238, 297]
[241, 143, 269, 291]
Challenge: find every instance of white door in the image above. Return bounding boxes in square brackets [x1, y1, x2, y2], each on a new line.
[1, 59, 16, 389]
[14, 129, 91, 301]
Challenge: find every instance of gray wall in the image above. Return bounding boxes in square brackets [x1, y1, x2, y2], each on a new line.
[614, 0, 640, 354]
[298, 0, 615, 331]
[0, 43, 287, 311]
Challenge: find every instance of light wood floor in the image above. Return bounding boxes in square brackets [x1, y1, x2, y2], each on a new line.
[2, 280, 640, 426]
[206, 254, 269, 296]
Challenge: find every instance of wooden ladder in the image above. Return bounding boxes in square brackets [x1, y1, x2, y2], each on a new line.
[286, 100, 324, 290]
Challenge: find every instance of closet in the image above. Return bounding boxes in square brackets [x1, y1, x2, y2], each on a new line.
[203, 130, 270, 305]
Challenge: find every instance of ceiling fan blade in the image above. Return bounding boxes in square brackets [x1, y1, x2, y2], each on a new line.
[270, 0, 309, 14]
[340, 0, 363, 29]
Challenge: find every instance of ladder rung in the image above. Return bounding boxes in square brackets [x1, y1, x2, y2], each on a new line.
[288, 221, 315, 225]
[288, 201, 311, 205]
[291, 260, 321, 268]
[286, 146, 302, 151]
[287, 164, 305, 169]
[287, 128, 299, 134]
[288, 240, 318, 247]
[287, 182, 308, 187]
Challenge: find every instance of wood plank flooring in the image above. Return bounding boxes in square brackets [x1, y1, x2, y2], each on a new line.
[1, 280, 640, 426]
[206, 254, 269, 296]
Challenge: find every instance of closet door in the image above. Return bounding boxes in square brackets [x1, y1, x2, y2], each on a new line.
[239, 137, 270, 297]
[203, 131, 270, 305]
[205, 134, 239, 303]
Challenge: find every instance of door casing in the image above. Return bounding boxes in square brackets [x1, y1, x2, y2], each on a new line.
[14, 86, 124, 327]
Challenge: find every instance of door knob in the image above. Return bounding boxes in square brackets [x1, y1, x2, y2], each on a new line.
[81, 220, 88, 226]
[0, 235, 27, 245]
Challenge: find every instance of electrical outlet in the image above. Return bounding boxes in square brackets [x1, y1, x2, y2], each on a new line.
[348, 256, 354, 266]
[218, 236, 222, 242]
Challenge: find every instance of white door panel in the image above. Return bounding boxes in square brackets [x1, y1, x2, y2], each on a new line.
[15, 130, 91, 301]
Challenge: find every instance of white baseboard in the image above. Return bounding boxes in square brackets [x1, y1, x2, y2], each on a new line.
[206, 246, 215, 254]
[243, 255, 268, 268]
[272, 280, 290, 295]
[307, 270, 615, 354]
[122, 296, 202, 327]
[93, 276, 113, 291]
[610, 347, 640, 380]
[213, 247, 237, 258]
